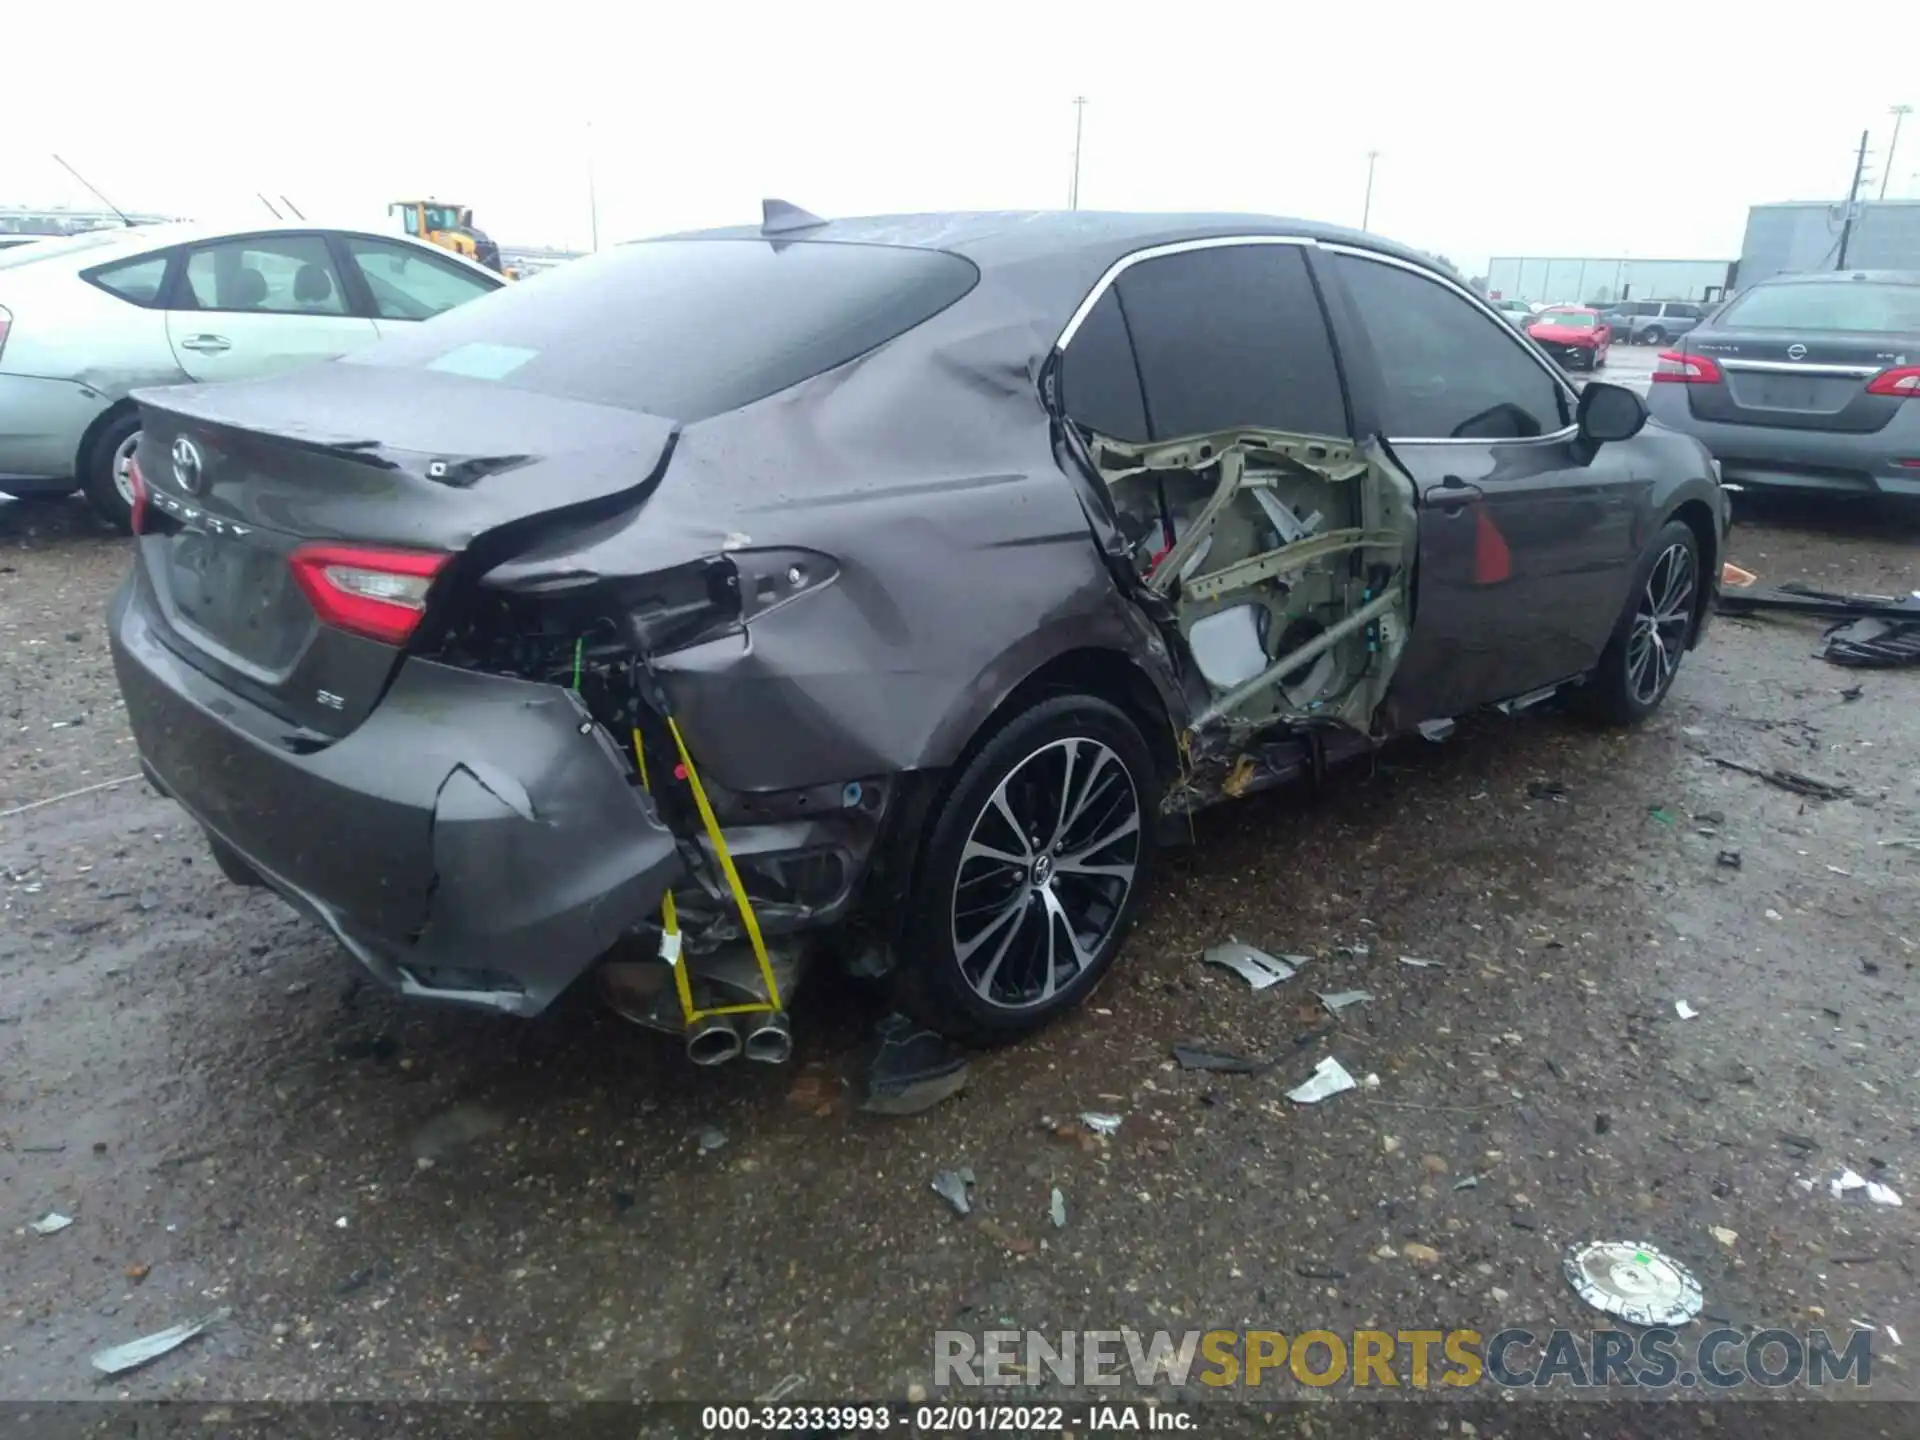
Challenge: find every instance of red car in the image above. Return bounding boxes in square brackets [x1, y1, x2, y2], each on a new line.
[1525, 306, 1611, 371]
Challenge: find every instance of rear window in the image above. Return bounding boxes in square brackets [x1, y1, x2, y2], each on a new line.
[1538, 309, 1596, 329]
[343, 238, 980, 420]
[1718, 280, 1920, 334]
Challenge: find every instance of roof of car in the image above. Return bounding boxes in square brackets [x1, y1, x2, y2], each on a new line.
[1759, 269, 1920, 287]
[0, 218, 483, 265]
[656, 208, 1446, 278]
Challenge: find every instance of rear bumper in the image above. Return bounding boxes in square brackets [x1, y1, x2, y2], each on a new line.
[1645, 387, 1920, 497]
[0, 373, 107, 486]
[109, 567, 685, 1015]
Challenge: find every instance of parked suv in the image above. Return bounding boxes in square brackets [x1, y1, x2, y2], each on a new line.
[1598, 300, 1706, 346]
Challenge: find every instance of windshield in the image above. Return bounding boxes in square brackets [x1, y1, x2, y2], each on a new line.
[344, 237, 981, 421]
[1719, 281, 1920, 333]
[425, 207, 461, 231]
[1535, 310, 1596, 329]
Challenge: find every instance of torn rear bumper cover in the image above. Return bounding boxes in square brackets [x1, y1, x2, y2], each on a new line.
[109, 572, 684, 1015]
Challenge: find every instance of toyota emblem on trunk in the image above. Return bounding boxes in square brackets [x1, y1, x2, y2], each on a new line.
[171, 435, 205, 495]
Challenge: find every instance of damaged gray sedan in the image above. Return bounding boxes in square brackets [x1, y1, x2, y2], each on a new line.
[108, 206, 1727, 1062]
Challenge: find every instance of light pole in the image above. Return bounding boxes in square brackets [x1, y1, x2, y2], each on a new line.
[1361, 150, 1380, 230]
[1069, 96, 1088, 210]
[585, 121, 600, 252]
[1884, 105, 1913, 200]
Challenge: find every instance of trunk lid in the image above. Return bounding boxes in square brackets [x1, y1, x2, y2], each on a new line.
[1683, 326, 1917, 433]
[132, 363, 677, 738]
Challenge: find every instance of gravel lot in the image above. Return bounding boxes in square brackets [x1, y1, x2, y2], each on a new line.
[2, 483, 1915, 1423]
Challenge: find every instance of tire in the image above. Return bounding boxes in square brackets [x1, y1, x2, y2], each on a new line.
[80, 409, 141, 533]
[1578, 519, 1701, 725]
[1640, 325, 1666, 348]
[891, 694, 1156, 1046]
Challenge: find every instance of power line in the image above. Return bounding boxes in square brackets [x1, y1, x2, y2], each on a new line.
[1837, 129, 1870, 270]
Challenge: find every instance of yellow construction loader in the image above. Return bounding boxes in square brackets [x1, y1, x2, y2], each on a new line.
[388, 200, 517, 279]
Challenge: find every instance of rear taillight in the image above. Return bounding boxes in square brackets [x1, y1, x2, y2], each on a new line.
[1866, 365, 1920, 398]
[1652, 351, 1722, 385]
[127, 454, 149, 535]
[289, 544, 448, 645]
[0, 304, 11, 361]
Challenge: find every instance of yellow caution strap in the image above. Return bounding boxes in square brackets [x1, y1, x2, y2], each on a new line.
[630, 724, 784, 1025]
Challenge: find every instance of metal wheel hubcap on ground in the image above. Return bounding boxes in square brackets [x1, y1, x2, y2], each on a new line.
[1627, 542, 1696, 705]
[950, 736, 1142, 1010]
[111, 431, 141, 507]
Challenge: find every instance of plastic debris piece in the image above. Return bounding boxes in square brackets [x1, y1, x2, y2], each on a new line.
[931, 1167, 975, 1216]
[861, 1012, 970, 1115]
[1889, 1326, 1903, 1347]
[1527, 779, 1571, 802]
[1452, 1175, 1480, 1191]
[1866, 1181, 1903, 1208]
[1710, 1226, 1738, 1247]
[1717, 850, 1742, 869]
[1288, 1057, 1358, 1104]
[1336, 943, 1372, 959]
[1416, 719, 1456, 742]
[1563, 1241, 1703, 1327]
[90, 1309, 228, 1376]
[1202, 939, 1296, 990]
[1171, 1043, 1271, 1074]
[1318, 990, 1374, 1015]
[1399, 956, 1441, 969]
[29, 1212, 73, 1235]
[1707, 757, 1851, 800]
[1831, 1168, 1867, 1199]
[1674, 1000, 1699, 1020]
[1649, 807, 1677, 826]
[1049, 1188, 1067, 1228]
[756, 1374, 805, 1404]
[1080, 1111, 1121, 1136]
[1721, 562, 1757, 587]
[696, 1127, 728, 1155]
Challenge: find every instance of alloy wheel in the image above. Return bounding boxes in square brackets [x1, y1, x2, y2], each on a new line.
[1626, 542, 1696, 706]
[111, 431, 142, 507]
[949, 736, 1142, 1010]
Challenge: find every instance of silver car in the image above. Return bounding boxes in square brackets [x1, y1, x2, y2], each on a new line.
[0, 221, 503, 528]
[1644, 270, 1920, 499]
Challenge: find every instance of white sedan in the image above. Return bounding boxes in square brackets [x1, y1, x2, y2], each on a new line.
[0, 220, 504, 528]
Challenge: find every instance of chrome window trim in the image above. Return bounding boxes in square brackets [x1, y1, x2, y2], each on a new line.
[1052, 234, 1315, 351]
[1319, 242, 1581, 445]
[1718, 358, 1880, 378]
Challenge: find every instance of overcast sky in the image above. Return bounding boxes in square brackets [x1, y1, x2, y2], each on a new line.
[8, 3, 1917, 269]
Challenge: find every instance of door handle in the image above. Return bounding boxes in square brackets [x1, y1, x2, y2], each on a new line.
[179, 334, 231, 354]
[1430, 475, 1484, 513]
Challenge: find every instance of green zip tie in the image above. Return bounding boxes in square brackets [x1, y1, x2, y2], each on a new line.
[572, 636, 584, 692]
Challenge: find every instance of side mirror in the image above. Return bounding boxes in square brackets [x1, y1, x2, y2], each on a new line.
[1578, 381, 1647, 444]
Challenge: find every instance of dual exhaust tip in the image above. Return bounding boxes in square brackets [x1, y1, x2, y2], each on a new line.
[686, 1011, 793, 1067]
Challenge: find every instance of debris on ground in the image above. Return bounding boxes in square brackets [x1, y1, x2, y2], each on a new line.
[756, 1374, 805, 1404]
[1318, 990, 1374, 1016]
[1295, 1263, 1347, 1280]
[930, 1167, 975, 1217]
[1079, 1111, 1122, 1136]
[409, 1103, 504, 1163]
[1399, 956, 1441, 969]
[1202, 938, 1298, 989]
[1880, 838, 1920, 850]
[1416, 719, 1456, 742]
[1401, 1242, 1441, 1265]
[1822, 618, 1920, 668]
[1780, 1133, 1819, 1153]
[89, 1309, 228, 1376]
[1649, 807, 1677, 826]
[1049, 1188, 1067, 1228]
[1675, 1000, 1700, 1020]
[1717, 850, 1742, 870]
[1711, 1226, 1739, 1248]
[696, 1127, 728, 1155]
[1563, 1241, 1703, 1327]
[1335, 942, 1372, 960]
[1527, 780, 1571, 803]
[1721, 562, 1758, 588]
[124, 1263, 151, 1283]
[860, 1013, 970, 1115]
[1829, 1168, 1903, 1206]
[1707, 757, 1852, 801]
[1171, 1043, 1273, 1074]
[28, 1212, 73, 1236]
[1287, 1057, 1358, 1104]
[1452, 1175, 1480, 1191]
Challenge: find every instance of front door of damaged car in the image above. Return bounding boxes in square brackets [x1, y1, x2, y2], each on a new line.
[1322, 250, 1639, 721]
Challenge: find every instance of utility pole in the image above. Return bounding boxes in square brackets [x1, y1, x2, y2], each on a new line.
[1837, 129, 1870, 269]
[1361, 150, 1381, 230]
[1883, 105, 1913, 200]
[1068, 97, 1088, 210]
[585, 120, 601, 252]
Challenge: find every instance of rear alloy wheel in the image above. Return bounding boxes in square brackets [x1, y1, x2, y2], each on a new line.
[894, 695, 1153, 1045]
[1580, 519, 1700, 725]
[80, 410, 141, 533]
[1640, 324, 1666, 347]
